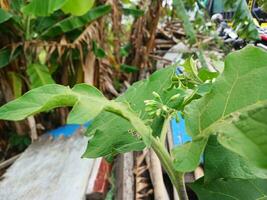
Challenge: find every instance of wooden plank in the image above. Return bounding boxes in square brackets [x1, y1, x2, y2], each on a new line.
[115, 153, 134, 200]
[0, 131, 95, 200]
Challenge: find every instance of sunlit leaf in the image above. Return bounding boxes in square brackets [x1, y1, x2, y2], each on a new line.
[173, 46, 267, 172]
[22, 0, 67, 16]
[61, 0, 95, 16]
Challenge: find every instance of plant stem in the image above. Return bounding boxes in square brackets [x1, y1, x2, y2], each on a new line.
[25, 16, 31, 41]
[151, 137, 189, 200]
[160, 115, 171, 144]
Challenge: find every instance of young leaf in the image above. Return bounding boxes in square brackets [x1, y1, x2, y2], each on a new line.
[61, 0, 95, 16]
[27, 63, 55, 89]
[173, 45, 267, 172]
[22, 0, 67, 17]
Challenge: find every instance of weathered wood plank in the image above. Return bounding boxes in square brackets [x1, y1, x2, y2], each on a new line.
[0, 131, 94, 200]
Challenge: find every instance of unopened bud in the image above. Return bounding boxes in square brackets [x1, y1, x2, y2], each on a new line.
[170, 94, 180, 101]
[152, 91, 161, 99]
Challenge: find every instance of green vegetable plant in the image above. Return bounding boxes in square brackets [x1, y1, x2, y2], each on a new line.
[1, 45, 267, 199]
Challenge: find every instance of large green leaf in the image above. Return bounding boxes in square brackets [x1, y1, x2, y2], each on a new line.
[84, 66, 184, 159]
[0, 8, 12, 24]
[0, 83, 152, 149]
[0, 84, 107, 122]
[27, 63, 55, 89]
[22, 0, 67, 16]
[173, 45, 267, 172]
[41, 5, 111, 38]
[204, 136, 267, 182]
[61, 0, 95, 16]
[190, 137, 267, 199]
[190, 178, 267, 200]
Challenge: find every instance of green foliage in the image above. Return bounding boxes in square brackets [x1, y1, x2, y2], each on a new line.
[190, 178, 267, 200]
[22, 0, 67, 17]
[9, 133, 31, 151]
[8, 72, 23, 98]
[122, 8, 144, 17]
[92, 41, 106, 58]
[27, 63, 55, 89]
[204, 136, 267, 182]
[61, 0, 95, 16]
[120, 64, 139, 73]
[173, 45, 267, 172]
[21, 0, 95, 17]
[84, 66, 184, 159]
[41, 5, 112, 37]
[0, 47, 20, 69]
[0, 84, 107, 122]
[0, 8, 12, 24]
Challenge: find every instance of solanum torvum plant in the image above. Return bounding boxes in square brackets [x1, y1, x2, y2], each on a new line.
[1, 46, 267, 199]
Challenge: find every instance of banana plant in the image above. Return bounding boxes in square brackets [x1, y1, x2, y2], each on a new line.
[1, 45, 267, 199]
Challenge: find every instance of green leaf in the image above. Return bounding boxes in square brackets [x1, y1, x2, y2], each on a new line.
[198, 68, 219, 82]
[84, 66, 180, 159]
[0, 48, 11, 68]
[22, 0, 67, 16]
[120, 64, 139, 73]
[190, 178, 267, 200]
[26, 63, 55, 89]
[67, 84, 106, 124]
[83, 111, 145, 158]
[172, 137, 207, 172]
[0, 8, 12, 24]
[0, 84, 107, 123]
[0, 82, 152, 148]
[204, 136, 267, 182]
[119, 43, 132, 57]
[174, 45, 267, 172]
[122, 8, 144, 17]
[0, 47, 21, 69]
[92, 41, 106, 58]
[41, 5, 111, 38]
[61, 0, 95, 16]
[8, 72, 23, 98]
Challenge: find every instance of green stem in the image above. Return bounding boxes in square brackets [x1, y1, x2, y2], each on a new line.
[160, 115, 171, 144]
[151, 137, 189, 200]
[25, 16, 31, 40]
